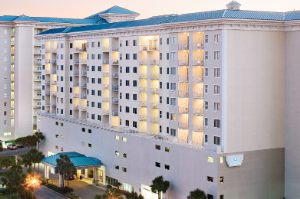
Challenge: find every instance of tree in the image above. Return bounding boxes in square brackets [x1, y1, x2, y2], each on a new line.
[150, 176, 170, 199]
[0, 156, 16, 169]
[55, 155, 76, 188]
[100, 185, 122, 199]
[125, 191, 144, 199]
[1, 164, 25, 195]
[15, 136, 38, 148]
[33, 131, 45, 151]
[187, 189, 207, 199]
[21, 149, 44, 171]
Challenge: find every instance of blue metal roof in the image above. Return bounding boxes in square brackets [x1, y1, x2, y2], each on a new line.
[42, 152, 102, 168]
[40, 9, 299, 35]
[96, 5, 138, 15]
[0, 15, 106, 25]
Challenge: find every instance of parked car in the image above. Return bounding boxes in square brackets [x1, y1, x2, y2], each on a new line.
[7, 144, 18, 150]
[16, 144, 24, 148]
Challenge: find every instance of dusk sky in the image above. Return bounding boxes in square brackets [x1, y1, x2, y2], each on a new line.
[0, 0, 299, 19]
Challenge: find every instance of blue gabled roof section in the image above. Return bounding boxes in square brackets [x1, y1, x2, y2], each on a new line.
[42, 152, 102, 168]
[97, 5, 138, 15]
[0, 15, 107, 25]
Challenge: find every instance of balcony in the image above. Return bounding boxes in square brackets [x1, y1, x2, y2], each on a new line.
[151, 88, 159, 94]
[178, 122, 188, 129]
[103, 84, 109, 89]
[73, 93, 80, 98]
[139, 60, 147, 65]
[139, 73, 147, 79]
[194, 92, 203, 99]
[51, 80, 57, 85]
[50, 90, 57, 96]
[139, 87, 147, 92]
[102, 109, 109, 115]
[193, 126, 203, 132]
[102, 72, 109, 77]
[112, 97, 119, 104]
[178, 106, 189, 114]
[73, 81, 79, 86]
[73, 71, 79, 76]
[112, 72, 119, 78]
[150, 73, 159, 80]
[150, 116, 159, 123]
[139, 101, 147, 107]
[178, 90, 188, 98]
[194, 109, 203, 116]
[103, 60, 109, 65]
[102, 97, 109, 102]
[74, 60, 80, 64]
[150, 59, 158, 65]
[150, 102, 158, 109]
[112, 85, 119, 92]
[178, 75, 188, 83]
[80, 105, 87, 111]
[112, 47, 119, 51]
[81, 71, 87, 76]
[179, 60, 189, 66]
[193, 42, 204, 50]
[81, 83, 87, 88]
[112, 111, 118, 116]
[112, 60, 119, 65]
[45, 81, 50, 85]
[193, 60, 204, 66]
[138, 114, 147, 121]
[178, 44, 189, 50]
[75, 44, 87, 52]
[193, 76, 203, 83]
[73, 105, 79, 111]
[80, 94, 87, 99]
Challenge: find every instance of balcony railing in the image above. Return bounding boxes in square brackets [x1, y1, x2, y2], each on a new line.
[194, 109, 203, 116]
[139, 101, 147, 107]
[139, 87, 147, 92]
[193, 60, 204, 66]
[193, 42, 204, 49]
[178, 107, 189, 114]
[112, 97, 119, 104]
[150, 102, 158, 109]
[112, 72, 119, 78]
[139, 73, 147, 79]
[112, 60, 119, 65]
[102, 97, 109, 102]
[112, 85, 119, 92]
[81, 83, 87, 88]
[178, 91, 188, 98]
[151, 88, 159, 94]
[150, 116, 159, 123]
[138, 115, 147, 121]
[112, 111, 119, 116]
[193, 92, 204, 99]
[178, 44, 189, 50]
[103, 60, 109, 64]
[193, 126, 204, 132]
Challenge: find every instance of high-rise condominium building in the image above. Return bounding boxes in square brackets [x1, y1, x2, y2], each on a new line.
[0, 6, 130, 141]
[5, 1, 300, 199]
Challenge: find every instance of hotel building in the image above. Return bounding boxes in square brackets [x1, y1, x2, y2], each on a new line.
[2, 1, 300, 198]
[0, 9, 110, 140]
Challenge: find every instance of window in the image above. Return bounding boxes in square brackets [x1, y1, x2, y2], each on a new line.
[205, 135, 208, 143]
[205, 101, 208, 110]
[214, 51, 220, 60]
[122, 167, 127, 172]
[82, 128, 85, 132]
[170, 83, 176, 90]
[133, 53, 137, 60]
[214, 68, 221, 77]
[214, 34, 219, 43]
[126, 53, 130, 60]
[123, 153, 127, 158]
[88, 129, 92, 134]
[122, 137, 127, 142]
[205, 35, 208, 43]
[165, 147, 170, 152]
[170, 129, 176, 136]
[207, 194, 214, 199]
[170, 98, 176, 106]
[204, 118, 208, 127]
[214, 119, 221, 128]
[115, 165, 119, 170]
[155, 162, 161, 167]
[204, 85, 208, 93]
[219, 176, 224, 183]
[214, 136, 221, 145]
[207, 176, 214, 182]
[205, 68, 208, 76]
[213, 85, 220, 94]
[88, 143, 92, 148]
[220, 195, 224, 199]
[208, 156, 214, 163]
[165, 164, 170, 170]
[214, 102, 220, 111]
[115, 151, 120, 156]
[155, 145, 161, 150]
[115, 135, 120, 140]
[205, 51, 208, 60]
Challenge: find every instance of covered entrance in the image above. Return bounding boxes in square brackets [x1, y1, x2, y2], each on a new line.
[42, 152, 105, 186]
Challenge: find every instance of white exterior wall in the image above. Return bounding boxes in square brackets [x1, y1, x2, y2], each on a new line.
[0, 25, 14, 139]
[14, 24, 34, 138]
[222, 29, 285, 153]
[38, 114, 218, 199]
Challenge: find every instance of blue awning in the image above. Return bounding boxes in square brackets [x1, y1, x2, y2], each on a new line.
[42, 152, 102, 168]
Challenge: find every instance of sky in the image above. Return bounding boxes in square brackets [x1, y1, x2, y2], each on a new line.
[0, 0, 299, 19]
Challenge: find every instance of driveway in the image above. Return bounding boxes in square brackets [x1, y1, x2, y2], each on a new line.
[0, 148, 30, 157]
[35, 186, 68, 199]
[68, 180, 106, 199]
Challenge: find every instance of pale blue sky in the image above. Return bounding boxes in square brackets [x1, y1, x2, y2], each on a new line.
[0, 0, 299, 19]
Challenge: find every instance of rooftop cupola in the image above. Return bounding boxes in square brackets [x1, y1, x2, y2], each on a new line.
[226, 1, 242, 10]
[86, 5, 139, 23]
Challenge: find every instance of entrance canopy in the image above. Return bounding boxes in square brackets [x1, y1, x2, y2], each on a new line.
[42, 152, 102, 168]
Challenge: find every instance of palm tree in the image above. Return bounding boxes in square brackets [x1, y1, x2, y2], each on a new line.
[126, 191, 144, 199]
[1, 164, 25, 195]
[150, 176, 170, 199]
[21, 149, 44, 171]
[187, 189, 207, 199]
[55, 155, 76, 188]
[34, 131, 45, 150]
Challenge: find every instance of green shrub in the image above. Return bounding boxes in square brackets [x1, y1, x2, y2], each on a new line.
[45, 183, 73, 194]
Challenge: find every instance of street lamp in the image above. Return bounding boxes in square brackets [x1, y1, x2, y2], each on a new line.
[24, 173, 42, 192]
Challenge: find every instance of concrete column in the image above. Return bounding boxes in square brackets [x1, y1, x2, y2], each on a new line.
[93, 167, 99, 185]
[58, 174, 64, 187]
[84, 168, 88, 178]
[101, 165, 106, 185]
[44, 165, 49, 179]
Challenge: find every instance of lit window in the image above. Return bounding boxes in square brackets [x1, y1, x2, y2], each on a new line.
[219, 157, 224, 164]
[115, 151, 120, 156]
[122, 137, 127, 142]
[208, 156, 214, 163]
[115, 135, 120, 140]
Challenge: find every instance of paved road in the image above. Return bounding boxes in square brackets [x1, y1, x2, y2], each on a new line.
[35, 186, 68, 199]
[69, 180, 105, 199]
[0, 148, 30, 157]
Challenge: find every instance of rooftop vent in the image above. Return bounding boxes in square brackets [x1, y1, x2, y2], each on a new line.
[226, 1, 241, 10]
